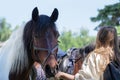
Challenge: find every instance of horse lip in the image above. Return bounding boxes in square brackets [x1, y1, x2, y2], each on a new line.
[45, 65, 55, 78]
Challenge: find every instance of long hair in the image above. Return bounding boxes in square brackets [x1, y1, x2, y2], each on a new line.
[96, 27, 113, 48]
[112, 27, 120, 63]
[103, 27, 120, 80]
[96, 26, 120, 63]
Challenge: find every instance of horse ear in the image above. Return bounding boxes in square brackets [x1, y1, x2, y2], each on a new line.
[32, 7, 39, 22]
[50, 8, 59, 22]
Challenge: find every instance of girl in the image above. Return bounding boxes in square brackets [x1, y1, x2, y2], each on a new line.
[55, 26, 120, 80]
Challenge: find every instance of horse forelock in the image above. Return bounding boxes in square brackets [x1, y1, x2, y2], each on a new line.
[36, 15, 57, 34]
[23, 15, 58, 59]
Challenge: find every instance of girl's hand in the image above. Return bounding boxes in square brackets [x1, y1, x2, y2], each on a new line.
[55, 71, 63, 80]
[55, 71, 74, 80]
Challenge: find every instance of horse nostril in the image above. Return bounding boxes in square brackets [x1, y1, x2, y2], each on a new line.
[56, 64, 59, 70]
[45, 65, 54, 78]
[44, 64, 59, 78]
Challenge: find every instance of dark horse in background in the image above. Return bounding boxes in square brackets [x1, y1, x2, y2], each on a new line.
[0, 7, 59, 80]
[58, 43, 95, 75]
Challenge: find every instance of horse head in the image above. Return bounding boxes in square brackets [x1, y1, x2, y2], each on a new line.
[0, 7, 60, 80]
[23, 7, 59, 78]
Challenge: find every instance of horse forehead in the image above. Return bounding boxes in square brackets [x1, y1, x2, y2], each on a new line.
[39, 15, 50, 23]
[33, 15, 53, 32]
[40, 30, 55, 39]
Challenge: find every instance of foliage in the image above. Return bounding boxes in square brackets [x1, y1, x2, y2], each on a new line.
[116, 26, 120, 36]
[91, 3, 120, 30]
[59, 28, 95, 51]
[0, 18, 12, 42]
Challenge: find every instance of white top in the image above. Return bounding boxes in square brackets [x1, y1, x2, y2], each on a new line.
[75, 47, 113, 80]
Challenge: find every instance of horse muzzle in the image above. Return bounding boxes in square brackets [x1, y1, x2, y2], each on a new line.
[45, 64, 59, 78]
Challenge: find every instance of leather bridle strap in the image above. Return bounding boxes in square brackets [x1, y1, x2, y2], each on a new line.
[33, 45, 58, 68]
[33, 31, 58, 68]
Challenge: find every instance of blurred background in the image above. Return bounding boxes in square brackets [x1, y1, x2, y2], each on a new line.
[0, 0, 120, 51]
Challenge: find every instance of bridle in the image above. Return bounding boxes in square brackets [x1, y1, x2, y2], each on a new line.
[33, 45, 58, 67]
[32, 31, 58, 68]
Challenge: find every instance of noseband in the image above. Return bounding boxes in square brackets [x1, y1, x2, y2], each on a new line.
[33, 44, 58, 68]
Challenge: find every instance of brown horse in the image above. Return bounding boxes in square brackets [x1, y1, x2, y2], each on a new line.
[58, 43, 95, 75]
[0, 7, 59, 80]
[72, 48, 84, 75]
[73, 43, 95, 74]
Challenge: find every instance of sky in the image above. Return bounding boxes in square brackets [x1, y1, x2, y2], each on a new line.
[0, 0, 119, 36]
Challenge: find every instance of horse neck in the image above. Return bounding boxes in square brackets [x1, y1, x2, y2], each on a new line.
[73, 59, 83, 75]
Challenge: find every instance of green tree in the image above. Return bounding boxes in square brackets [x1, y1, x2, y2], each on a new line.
[59, 28, 95, 51]
[59, 30, 74, 51]
[0, 18, 12, 41]
[116, 26, 120, 35]
[91, 2, 120, 30]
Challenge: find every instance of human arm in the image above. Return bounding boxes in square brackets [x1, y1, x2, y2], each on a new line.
[55, 71, 74, 80]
